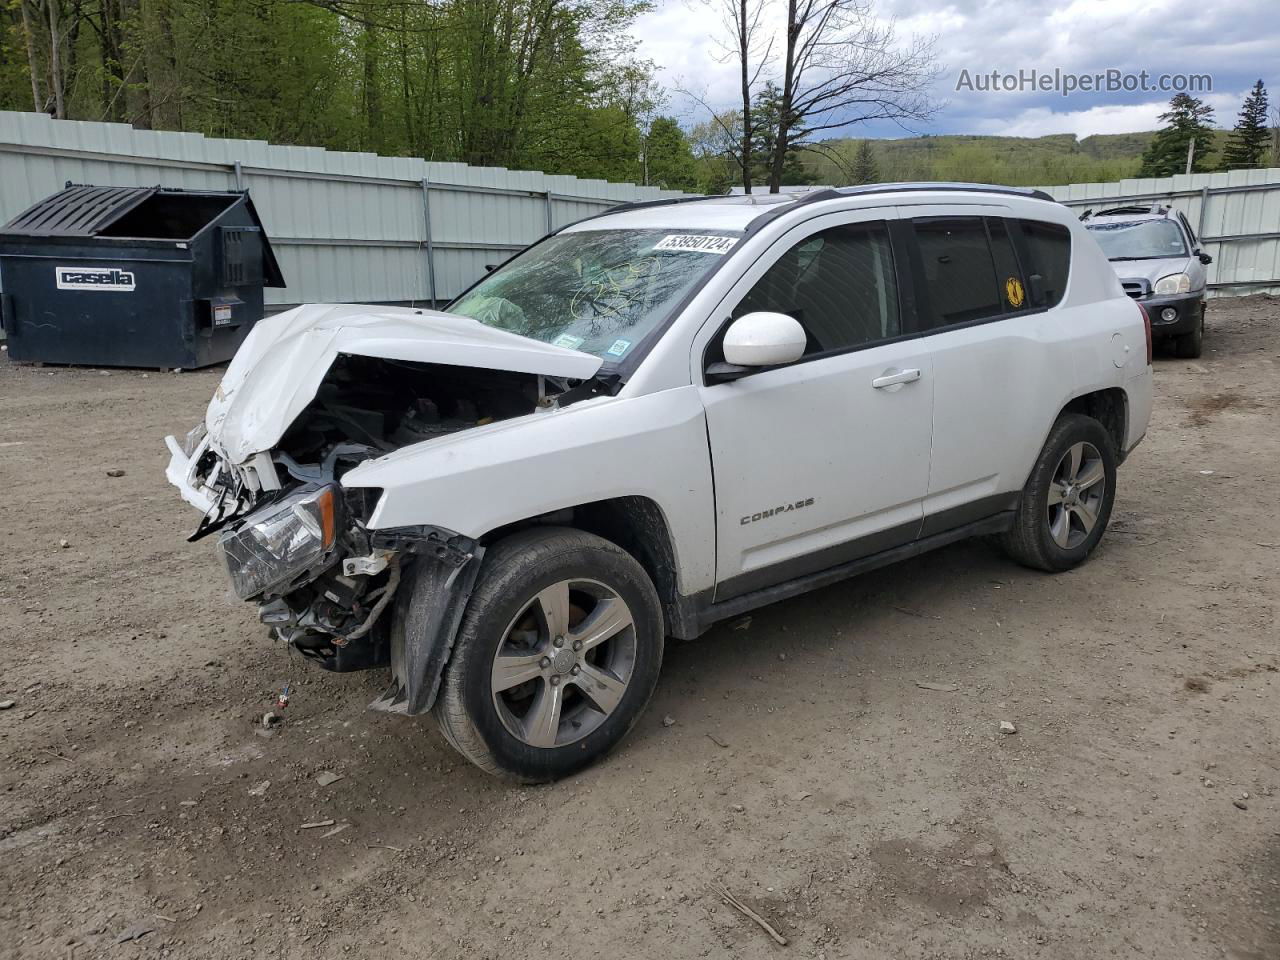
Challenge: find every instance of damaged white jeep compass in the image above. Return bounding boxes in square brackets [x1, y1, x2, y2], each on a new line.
[167, 184, 1153, 781]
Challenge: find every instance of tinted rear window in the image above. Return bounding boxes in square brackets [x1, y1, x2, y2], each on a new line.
[1019, 220, 1072, 308]
[913, 217, 1004, 328]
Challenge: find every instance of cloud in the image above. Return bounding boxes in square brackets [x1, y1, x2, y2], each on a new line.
[632, 0, 1275, 137]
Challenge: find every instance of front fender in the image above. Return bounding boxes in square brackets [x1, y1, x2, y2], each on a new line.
[341, 385, 717, 597]
[368, 544, 484, 716]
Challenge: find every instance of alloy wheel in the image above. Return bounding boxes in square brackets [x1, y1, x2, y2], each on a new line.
[1046, 440, 1106, 549]
[490, 578, 637, 748]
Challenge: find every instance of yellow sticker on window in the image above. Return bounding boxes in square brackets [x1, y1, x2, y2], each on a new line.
[1005, 276, 1026, 308]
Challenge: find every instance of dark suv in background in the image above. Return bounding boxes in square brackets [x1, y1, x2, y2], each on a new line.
[1083, 204, 1212, 358]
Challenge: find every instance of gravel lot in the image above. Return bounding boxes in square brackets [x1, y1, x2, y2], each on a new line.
[1, 296, 1277, 960]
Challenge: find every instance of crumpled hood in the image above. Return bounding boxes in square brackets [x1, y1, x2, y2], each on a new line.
[206, 303, 603, 464]
[1109, 256, 1193, 287]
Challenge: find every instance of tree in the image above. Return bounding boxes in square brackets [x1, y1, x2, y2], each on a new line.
[1272, 104, 1280, 168]
[684, 0, 772, 192]
[1138, 93, 1216, 176]
[851, 139, 878, 184]
[644, 116, 699, 191]
[1220, 80, 1270, 171]
[0, 0, 665, 186]
[688, 113, 741, 194]
[764, 0, 937, 192]
[749, 82, 816, 185]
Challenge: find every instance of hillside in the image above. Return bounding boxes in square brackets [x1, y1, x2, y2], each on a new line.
[803, 130, 1234, 186]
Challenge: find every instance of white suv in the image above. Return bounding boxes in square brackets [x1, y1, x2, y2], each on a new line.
[166, 184, 1153, 781]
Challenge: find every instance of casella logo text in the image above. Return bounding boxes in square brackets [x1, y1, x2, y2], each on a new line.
[741, 497, 816, 525]
[55, 266, 137, 292]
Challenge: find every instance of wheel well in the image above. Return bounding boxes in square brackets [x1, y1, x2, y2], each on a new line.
[1061, 388, 1128, 460]
[480, 496, 686, 636]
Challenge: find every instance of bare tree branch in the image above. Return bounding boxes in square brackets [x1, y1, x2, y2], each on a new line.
[765, 0, 939, 191]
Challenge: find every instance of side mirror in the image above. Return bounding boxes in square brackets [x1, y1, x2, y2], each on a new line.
[721, 312, 807, 368]
[1197, 250, 1213, 265]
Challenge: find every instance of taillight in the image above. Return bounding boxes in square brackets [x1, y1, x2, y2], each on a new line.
[1136, 301, 1152, 365]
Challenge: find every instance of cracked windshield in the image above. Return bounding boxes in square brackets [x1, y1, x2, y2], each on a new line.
[448, 229, 741, 362]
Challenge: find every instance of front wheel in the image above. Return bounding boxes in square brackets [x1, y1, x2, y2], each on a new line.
[1174, 306, 1205, 359]
[999, 414, 1118, 572]
[431, 527, 664, 781]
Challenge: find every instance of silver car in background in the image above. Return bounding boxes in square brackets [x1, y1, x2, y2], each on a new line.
[1083, 204, 1212, 358]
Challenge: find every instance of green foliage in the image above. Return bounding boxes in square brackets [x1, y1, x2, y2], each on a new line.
[1220, 80, 1270, 171]
[799, 131, 1198, 187]
[644, 115, 698, 190]
[0, 3, 30, 111]
[749, 83, 816, 186]
[0, 0, 666, 184]
[685, 115, 738, 194]
[1138, 93, 1216, 176]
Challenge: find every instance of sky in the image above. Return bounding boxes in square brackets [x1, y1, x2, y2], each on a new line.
[631, 0, 1276, 140]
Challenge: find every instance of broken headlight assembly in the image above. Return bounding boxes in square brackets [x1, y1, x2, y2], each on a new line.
[217, 484, 340, 600]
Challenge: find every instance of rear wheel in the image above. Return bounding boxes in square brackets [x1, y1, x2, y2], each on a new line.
[432, 527, 664, 781]
[999, 414, 1117, 572]
[1174, 306, 1204, 358]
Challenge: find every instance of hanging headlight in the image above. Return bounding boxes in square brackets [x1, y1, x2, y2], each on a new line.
[217, 484, 340, 599]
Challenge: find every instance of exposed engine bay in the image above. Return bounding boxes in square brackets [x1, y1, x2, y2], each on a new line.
[276, 354, 558, 480]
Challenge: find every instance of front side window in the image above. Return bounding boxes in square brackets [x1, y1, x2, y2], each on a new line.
[1085, 218, 1188, 260]
[449, 229, 740, 363]
[732, 222, 899, 355]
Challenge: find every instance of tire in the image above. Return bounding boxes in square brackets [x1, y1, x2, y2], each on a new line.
[999, 414, 1118, 572]
[431, 527, 664, 781]
[1174, 306, 1204, 359]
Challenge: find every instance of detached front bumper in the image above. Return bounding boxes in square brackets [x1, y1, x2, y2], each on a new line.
[1138, 292, 1203, 336]
[164, 432, 485, 715]
[164, 435, 217, 514]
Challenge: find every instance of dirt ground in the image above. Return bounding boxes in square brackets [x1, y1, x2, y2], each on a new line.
[1, 297, 1277, 960]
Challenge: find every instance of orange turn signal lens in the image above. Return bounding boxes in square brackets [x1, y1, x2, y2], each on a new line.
[316, 486, 337, 550]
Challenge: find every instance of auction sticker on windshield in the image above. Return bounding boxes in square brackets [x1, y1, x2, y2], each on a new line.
[652, 235, 739, 255]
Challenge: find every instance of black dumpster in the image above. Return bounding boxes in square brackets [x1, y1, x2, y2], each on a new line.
[0, 184, 285, 369]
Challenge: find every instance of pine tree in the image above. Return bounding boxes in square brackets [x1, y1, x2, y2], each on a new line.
[851, 140, 879, 184]
[748, 83, 816, 187]
[644, 116, 700, 191]
[1220, 80, 1270, 171]
[1138, 94, 1216, 177]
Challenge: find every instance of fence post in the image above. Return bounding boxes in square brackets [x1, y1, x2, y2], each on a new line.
[1197, 185, 1210, 241]
[233, 160, 244, 191]
[545, 189, 555, 234]
[421, 177, 437, 306]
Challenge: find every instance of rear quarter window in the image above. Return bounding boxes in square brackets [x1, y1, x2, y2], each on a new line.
[1018, 220, 1072, 308]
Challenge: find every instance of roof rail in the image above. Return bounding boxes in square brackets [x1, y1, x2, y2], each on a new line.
[564, 181, 1057, 236]
[832, 182, 1056, 202]
[1092, 203, 1169, 217]
[573, 193, 715, 227]
[739, 181, 1057, 233]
